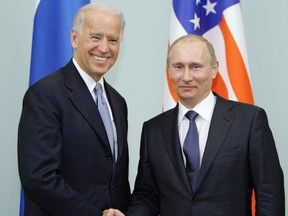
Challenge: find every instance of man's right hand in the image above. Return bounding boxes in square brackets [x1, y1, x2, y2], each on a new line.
[103, 208, 124, 216]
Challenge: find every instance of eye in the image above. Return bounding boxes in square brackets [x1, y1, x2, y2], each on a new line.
[174, 64, 182, 70]
[108, 38, 119, 45]
[192, 64, 202, 70]
[90, 34, 101, 41]
[171, 64, 184, 72]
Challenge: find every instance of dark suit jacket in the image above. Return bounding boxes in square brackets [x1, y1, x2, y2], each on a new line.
[126, 95, 284, 216]
[18, 60, 131, 216]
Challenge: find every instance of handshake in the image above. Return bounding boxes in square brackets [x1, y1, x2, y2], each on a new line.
[103, 209, 124, 216]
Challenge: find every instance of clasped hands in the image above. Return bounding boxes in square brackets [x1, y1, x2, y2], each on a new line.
[103, 208, 124, 216]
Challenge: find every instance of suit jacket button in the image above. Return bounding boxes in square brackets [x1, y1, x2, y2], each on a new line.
[106, 153, 112, 160]
[191, 200, 199, 206]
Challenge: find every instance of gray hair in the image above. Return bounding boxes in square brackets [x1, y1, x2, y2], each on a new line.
[167, 34, 217, 65]
[73, 2, 125, 39]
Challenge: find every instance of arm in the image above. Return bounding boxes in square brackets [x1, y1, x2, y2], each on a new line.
[125, 123, 160, 216]
[249, 108, 285, 216]
[18, 84, 101, 216]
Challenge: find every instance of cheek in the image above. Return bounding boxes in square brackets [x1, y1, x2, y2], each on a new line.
[195, 71, 212, 82]
[111, 46, 120, 56]
[169, 73, 181, 83]
[200, 76, 213, 89]
[171, 78, 180, 88]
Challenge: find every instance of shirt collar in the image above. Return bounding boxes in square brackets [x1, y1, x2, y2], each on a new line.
[178, 91, 216, 124]
[72, 58, 105, 94]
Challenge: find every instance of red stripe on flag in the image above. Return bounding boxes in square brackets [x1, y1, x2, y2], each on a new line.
[219, 15, 254, 104]
[212, 72, 229, 99]
[251, 190, 256, 215]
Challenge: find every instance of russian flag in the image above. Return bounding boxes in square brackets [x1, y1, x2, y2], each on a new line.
[163, 0, 255, 214]
[20, 0, 89, 215]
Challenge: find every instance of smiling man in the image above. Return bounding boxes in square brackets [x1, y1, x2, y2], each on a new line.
[18, 3, 131, 216]
[104, 34, 284, 216]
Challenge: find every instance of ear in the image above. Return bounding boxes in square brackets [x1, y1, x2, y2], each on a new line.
[167, 66, 172, 79]
[71, 29, 78, 48]
[211, 61, 219, 79]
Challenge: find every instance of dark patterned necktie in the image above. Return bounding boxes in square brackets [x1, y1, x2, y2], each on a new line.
[183, 110, 200, 192]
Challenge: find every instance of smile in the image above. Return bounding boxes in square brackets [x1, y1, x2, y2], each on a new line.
[93, 55, 108, 61]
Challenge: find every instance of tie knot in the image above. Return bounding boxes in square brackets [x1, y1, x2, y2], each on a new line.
[185, 110, 198, 121]
[95, 83, 103, 96]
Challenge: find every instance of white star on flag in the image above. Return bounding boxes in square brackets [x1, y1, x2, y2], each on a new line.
[189, 13, 200, 30]
[196, 0, 201, 6]
[203, 0, 217, 16]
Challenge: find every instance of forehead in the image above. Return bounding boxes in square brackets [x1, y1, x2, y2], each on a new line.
[83, 10, 122, 33]
[169, 40, 208, 62]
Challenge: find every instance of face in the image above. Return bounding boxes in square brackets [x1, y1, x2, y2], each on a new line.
[71, 10, 122, 81]
[168, 39, 218, 109]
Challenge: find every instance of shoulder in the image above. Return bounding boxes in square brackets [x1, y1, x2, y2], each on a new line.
[214, 93, 268, 121]
[24, 60, 80, 98]
[104, 80, 127, 104]
[143, 106, 178, 128]
[215, 93, 263, 112]
[22, 61, 79, 106]
[25, 69, 64, 95]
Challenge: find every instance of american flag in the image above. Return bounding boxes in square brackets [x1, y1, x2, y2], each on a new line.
[163, 0, 255, 214]
[163, 0, 254, 111]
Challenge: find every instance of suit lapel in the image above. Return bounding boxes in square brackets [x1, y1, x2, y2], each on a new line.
[63, 60, 111, 152]
[162, 105, 192, 193]
[196, 96, 236, 190]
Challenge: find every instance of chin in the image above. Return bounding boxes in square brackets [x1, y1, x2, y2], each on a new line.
[180, 93, 196, 99]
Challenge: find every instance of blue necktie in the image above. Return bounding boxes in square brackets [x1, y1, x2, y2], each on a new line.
[94, 83, 115, 158]
[183, 110, 200, 192]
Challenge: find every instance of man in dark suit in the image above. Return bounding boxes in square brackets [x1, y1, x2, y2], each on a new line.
[18, 3, 130, 216]
[104, 34, 284, 216]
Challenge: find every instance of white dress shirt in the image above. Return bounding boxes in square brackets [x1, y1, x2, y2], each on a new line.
[178, 92, 216, 166]
[72, 58, 118, 160]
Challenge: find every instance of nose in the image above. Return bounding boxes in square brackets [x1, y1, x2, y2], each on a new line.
[182, 67, 193, 82]
[98, 39, 109, 53]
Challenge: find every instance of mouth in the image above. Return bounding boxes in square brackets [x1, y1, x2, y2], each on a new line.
[179, 85, 197, 91]
[180, 85, 193, 89]
[92, 55, 108, 61]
